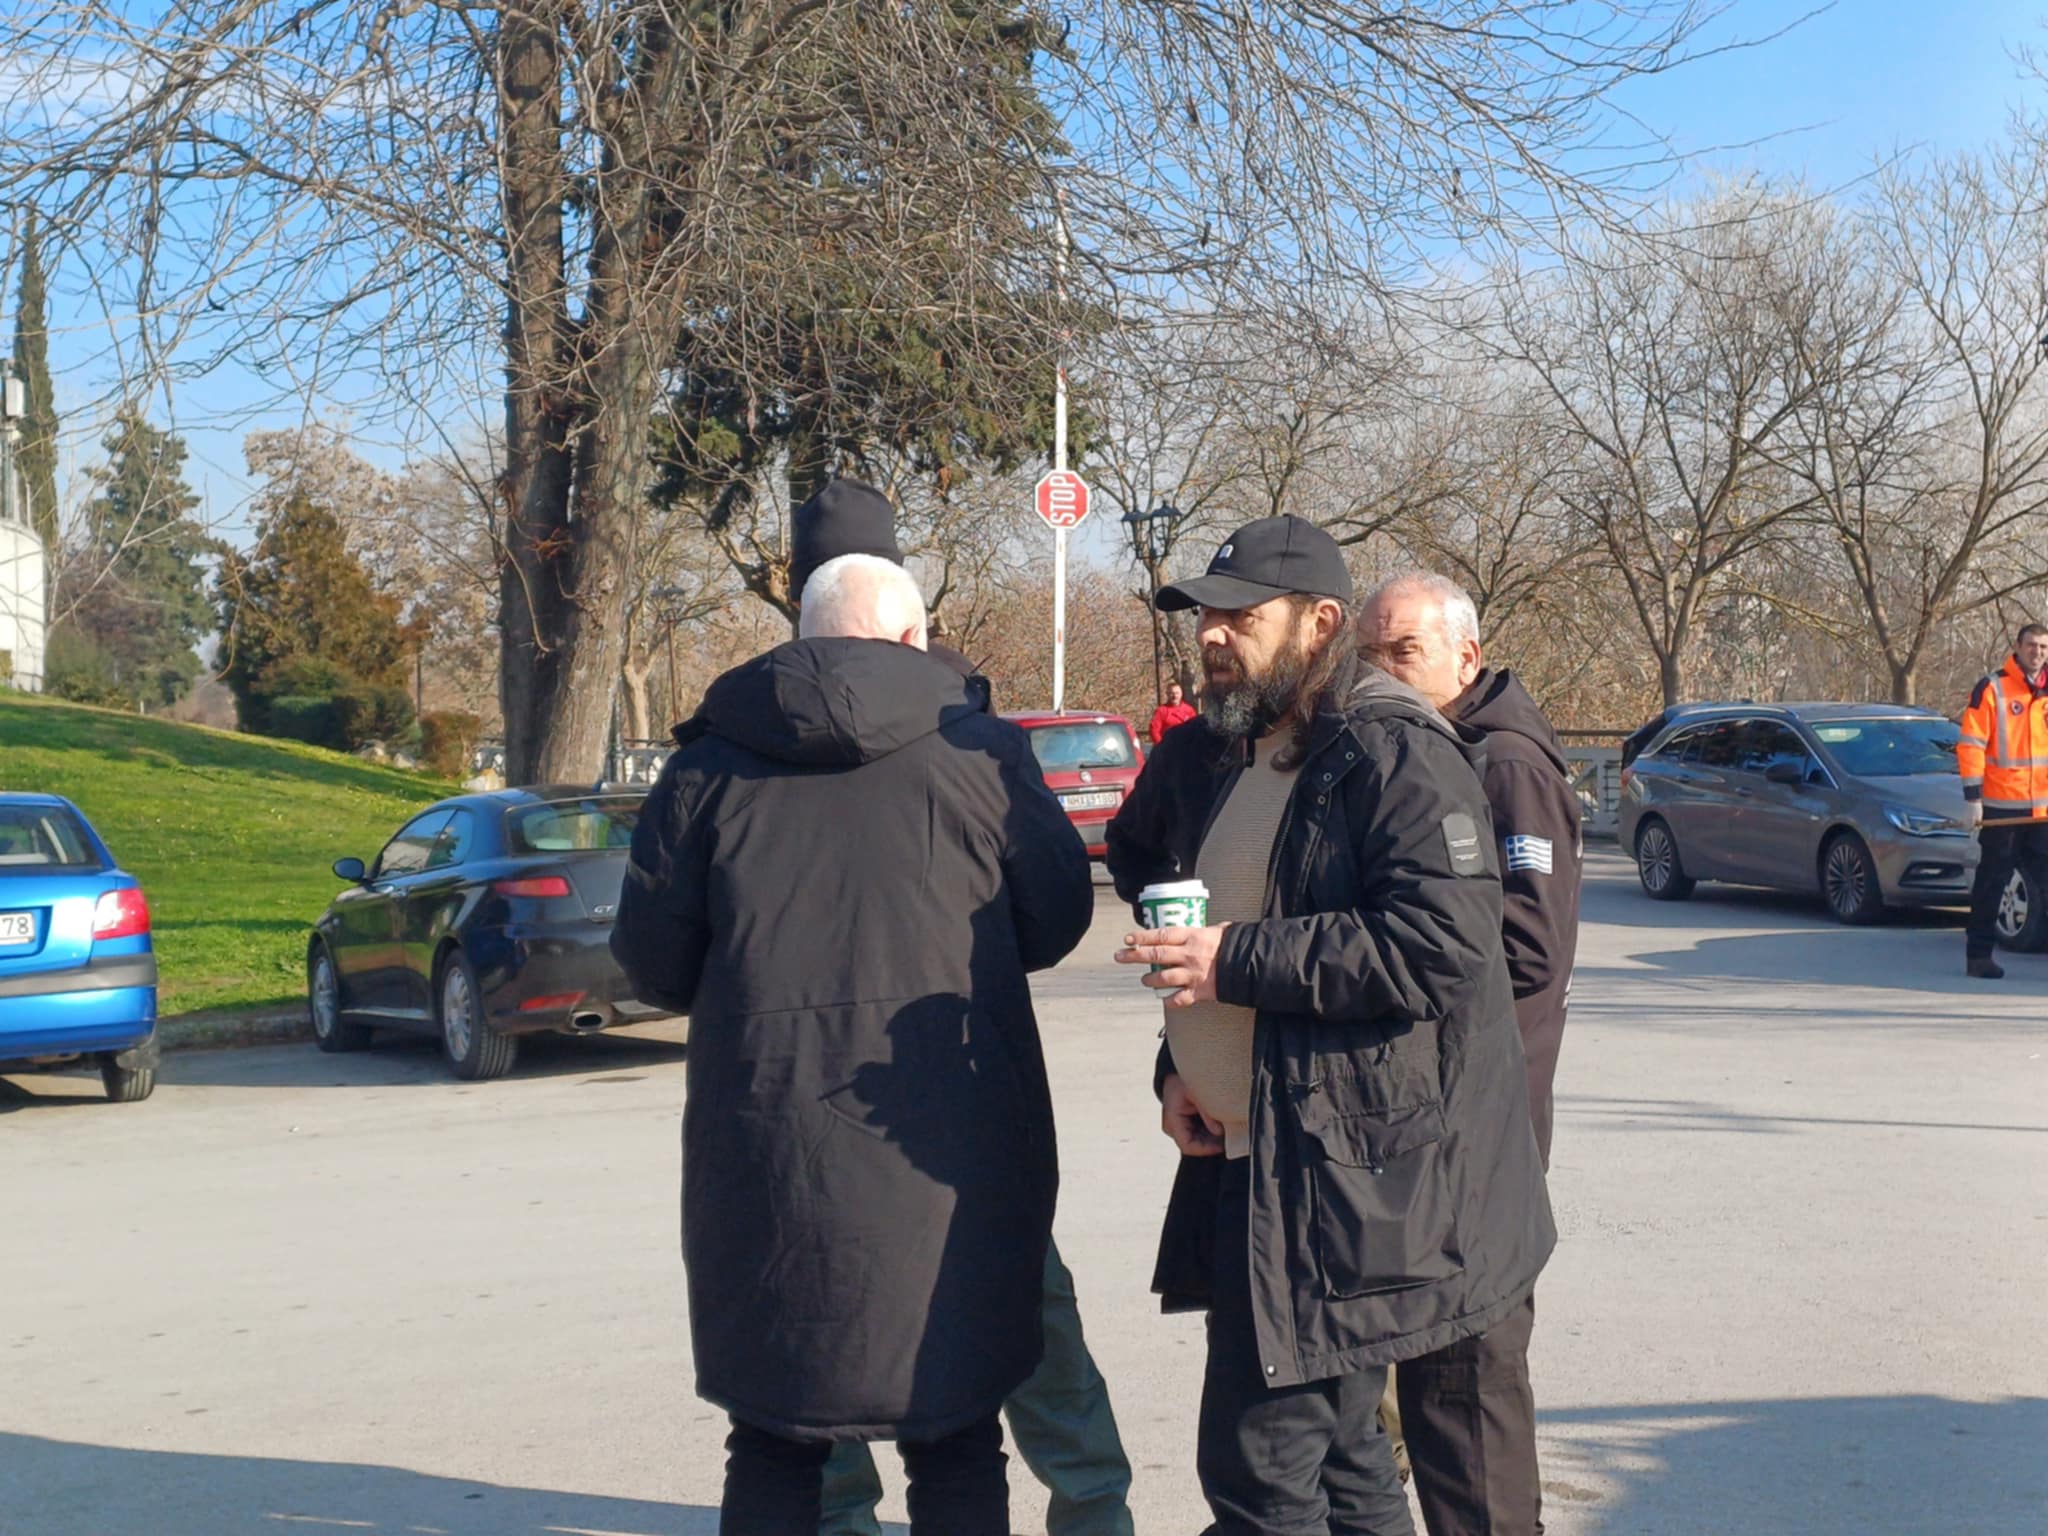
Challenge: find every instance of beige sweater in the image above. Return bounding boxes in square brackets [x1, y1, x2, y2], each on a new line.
[1165, 741, 1300, 1159]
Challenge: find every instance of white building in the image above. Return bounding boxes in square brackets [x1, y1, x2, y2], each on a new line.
[0, 372, 44, 691]
[0, 516, 44, 690]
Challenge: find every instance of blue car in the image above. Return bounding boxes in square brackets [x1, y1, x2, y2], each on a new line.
[0, 794, 159, 1102]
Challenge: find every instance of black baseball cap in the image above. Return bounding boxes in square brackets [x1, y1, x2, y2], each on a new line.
[1156, 515, 1353, 613]
[791, 478, 903, 595]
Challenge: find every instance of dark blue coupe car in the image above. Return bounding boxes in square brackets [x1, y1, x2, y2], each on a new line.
[309, 786, 676, 1080]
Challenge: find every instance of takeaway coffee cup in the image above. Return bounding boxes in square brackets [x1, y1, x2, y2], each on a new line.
[1136, 879, 1210, 972]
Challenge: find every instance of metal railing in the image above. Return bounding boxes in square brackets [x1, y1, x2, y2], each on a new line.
[464, 735, 1633, 837]
[468, 739, 673, 788]
[1564, 746, 1624, 840]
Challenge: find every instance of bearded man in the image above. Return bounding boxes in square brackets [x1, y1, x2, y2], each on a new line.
[1104, 515, 1553, 1536]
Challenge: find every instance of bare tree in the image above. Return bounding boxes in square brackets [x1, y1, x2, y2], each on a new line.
[242, 426, 505, 721]
[0, 0, 1716, 775]
[1504, 187, 1871, 706]
[1797, 137, 2048, 705]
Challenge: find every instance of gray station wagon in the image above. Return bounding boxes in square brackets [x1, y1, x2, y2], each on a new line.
[1616, 704, 2043, 945]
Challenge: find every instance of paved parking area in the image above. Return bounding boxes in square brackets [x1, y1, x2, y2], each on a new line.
[4, 854, 2045, 1534]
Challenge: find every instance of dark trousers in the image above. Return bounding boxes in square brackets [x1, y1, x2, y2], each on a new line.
[723, 1413, 1008, 1536]
[1198, 1157, 1413, 1536]
[1967, 824, 2040, 956]
[1395, 1294, 1541, 1536]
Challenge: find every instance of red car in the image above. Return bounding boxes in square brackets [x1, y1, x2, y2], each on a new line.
[1004, 711, 1146, 858]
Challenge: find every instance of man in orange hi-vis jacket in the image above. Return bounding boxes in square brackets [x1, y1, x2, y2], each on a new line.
[1958, 622, 2048, 978]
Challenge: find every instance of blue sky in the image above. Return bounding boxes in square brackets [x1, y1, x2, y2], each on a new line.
[1606, 0, 2042, 191]
[23, 0, 2048, 549]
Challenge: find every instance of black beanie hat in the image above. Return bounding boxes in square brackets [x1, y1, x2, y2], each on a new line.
[790, 479, 902, 598]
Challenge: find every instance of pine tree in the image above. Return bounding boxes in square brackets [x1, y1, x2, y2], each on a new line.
[12, 210, 60, 554]
[50, 411, 213, 707]
[215, 493, 414, 747]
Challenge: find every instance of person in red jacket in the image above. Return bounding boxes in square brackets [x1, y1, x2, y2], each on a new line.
[1147, 681, 1197, 743]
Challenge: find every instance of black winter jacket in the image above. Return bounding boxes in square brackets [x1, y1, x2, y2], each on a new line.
[612, 637, 1092, 1441]
[1447, 668, 1582, 1166]
[1105, 663, 1554, 1384]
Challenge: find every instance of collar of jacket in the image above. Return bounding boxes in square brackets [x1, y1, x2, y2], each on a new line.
[2005, 655, 2048, 698]
[1218, 656, 1472, 767]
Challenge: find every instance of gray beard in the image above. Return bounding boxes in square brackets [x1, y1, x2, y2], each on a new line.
[1199, 639, 1312, 738]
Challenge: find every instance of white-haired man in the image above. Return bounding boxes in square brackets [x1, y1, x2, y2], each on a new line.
[1359, 571, 1581, 1536]
[613, 552, 1093, 1535]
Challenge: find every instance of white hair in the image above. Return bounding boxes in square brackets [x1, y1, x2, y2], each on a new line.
[799, 553, 929, 647]
[1368, 571, 1480, 647]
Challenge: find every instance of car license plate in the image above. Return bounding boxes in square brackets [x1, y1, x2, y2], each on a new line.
[1060, 790, 1121, 812]
[0, 911, 35, 946]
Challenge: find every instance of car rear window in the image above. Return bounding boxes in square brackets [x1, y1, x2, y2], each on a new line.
[505, 797, 642, 853]
[0, 805, 98, 867]
[1026, 723, 1138, 772]
[1811, 719, 1961, 777]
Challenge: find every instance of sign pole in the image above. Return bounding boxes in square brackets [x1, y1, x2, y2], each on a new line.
[1052, 191, 1070, 715]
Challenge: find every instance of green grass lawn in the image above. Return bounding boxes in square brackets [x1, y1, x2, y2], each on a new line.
[0, 692, 451, 1017]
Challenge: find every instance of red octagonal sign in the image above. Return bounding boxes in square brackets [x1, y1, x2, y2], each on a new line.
[1034, 470, 1090, 530]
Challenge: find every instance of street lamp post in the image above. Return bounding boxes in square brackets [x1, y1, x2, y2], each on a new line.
[1121, 503, 1183, 704]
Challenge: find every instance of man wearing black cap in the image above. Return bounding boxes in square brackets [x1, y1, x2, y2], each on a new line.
[790, 478, 993, 715]
[1105, 516, 1554, 1536]
[787, 479, 1136, 1536]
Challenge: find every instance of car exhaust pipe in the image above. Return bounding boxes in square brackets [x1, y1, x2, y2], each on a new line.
[570, 1011, 608, 1034]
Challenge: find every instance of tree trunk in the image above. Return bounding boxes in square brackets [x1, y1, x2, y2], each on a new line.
[619, 651, 652, 743]
[1659, 649, 1683, 709]
[523, 337, 659, 783]
[495, 3, 576, 786]
[1892, 663, 1917, 707]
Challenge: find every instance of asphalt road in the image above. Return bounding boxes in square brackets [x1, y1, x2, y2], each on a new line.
[4, 853, 2045, 1535]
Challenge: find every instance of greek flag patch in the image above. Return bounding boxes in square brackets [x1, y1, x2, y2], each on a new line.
[1503, 835, 1553, 874]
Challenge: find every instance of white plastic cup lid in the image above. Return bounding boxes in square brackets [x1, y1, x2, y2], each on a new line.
[1138, 880, 1209, 903]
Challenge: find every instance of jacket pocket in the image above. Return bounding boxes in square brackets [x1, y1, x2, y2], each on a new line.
[1293, 1092, 1464, 1298]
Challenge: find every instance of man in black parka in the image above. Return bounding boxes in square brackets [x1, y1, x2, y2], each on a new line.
[1106, 517, 1554, 1536]
[1360, 572, 1583, 1536]
[612, 553, 1092, 1535]
[788, 478, 1138, 1536]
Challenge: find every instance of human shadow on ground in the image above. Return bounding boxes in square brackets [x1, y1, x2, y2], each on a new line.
[1573, 931, 2045, 1001]
[0, 1430, 752, 1536]
[1554, 1091, 2048, 1139]
[1540, 1393, 2048, 1535]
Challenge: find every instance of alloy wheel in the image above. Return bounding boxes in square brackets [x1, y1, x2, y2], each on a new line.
[1824, 841, 1868, 917]
[1998, 869, 2029, 942]
[311, 954, 338, 1040]
[1640, 826, 1674, 892]
[442, 964, 476, 1062]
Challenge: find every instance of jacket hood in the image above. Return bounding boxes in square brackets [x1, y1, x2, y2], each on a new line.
[685, 637, 983, 766]
[1338, 661, 1466, 744]
[1449, 668, 1568, 775]
[1312, 658, 1487, 775]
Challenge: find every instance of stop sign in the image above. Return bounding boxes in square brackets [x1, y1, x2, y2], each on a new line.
[1034, 470, 1090, 530]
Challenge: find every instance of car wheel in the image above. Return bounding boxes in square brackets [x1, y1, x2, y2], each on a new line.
[308, 943, 372, 1053]
[438, 948, 517, 1081]
[1820, 832, 1885, 926]
[98, 1053, 156, 1103]
[1635, 818, 1695, 901]
[1996, 855, 2048, 953]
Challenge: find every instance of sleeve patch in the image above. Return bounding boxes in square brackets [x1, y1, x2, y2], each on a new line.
[1442, 812, 1486, 876]
[1504, 835, 1554, 874]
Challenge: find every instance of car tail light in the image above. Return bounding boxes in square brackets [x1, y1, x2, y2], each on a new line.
[92, 888, 151, 940]
[519, 991, 585, 1013]
[494, 876, 572, 899]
